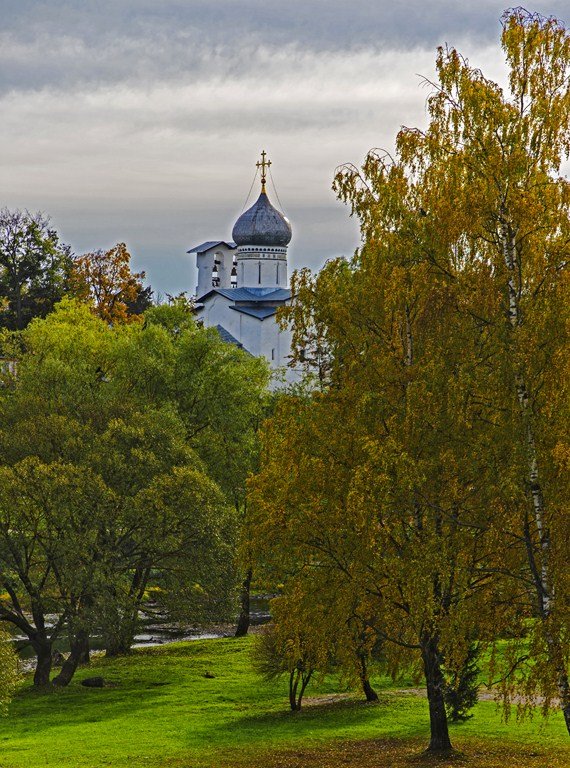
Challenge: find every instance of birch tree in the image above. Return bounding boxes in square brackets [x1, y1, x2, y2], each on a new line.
[251, 7, 569, 750]
[390, 7, 570, 730]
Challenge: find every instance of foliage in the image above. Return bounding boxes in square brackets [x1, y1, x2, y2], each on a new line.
[444, 642, 481, 723]
[0, 299, 265, 683]
[69, 242, 147, 324]
[252, 589, 337, 710]
[0, 628, 19, 715]
[125, 284, 154, 315]
[253, 624, 316, 711]
[250, 7, 570, 751]
[385, 6, 570, 726]
[0, 208, 72, 330]
[146, 298, 271, 638]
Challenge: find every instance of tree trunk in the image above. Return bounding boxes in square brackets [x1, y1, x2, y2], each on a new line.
[357, 651, 379, 702]
[501, 222, 570, 735]
[32, 639, 53, 687]
[234, 567, 252, 638]
[296, 670, 313, 710]
[79, 640, 91, 665]
[289, 669, 300, 711]
[52, 630, 89, 687]
[421, 634, 452, 752]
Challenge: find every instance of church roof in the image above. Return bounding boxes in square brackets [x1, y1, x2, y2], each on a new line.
[230, 306, 278, 320]
[214, 325, 247, 350]
[197, 286, 291, 303]
[187, 241, 237, 254]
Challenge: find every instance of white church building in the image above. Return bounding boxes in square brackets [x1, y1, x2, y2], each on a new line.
[188, 153, 300, 385]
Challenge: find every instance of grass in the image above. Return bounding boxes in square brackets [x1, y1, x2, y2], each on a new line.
[0, 637, 567, 768]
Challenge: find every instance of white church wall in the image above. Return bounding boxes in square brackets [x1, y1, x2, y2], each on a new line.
[238, 312, 263, 357]
[200, 295, 234, 334]
[196, 294, 301, 387]
[260, 315, 296, 381]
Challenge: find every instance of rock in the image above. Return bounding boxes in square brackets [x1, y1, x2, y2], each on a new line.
[204, 671, 215, 679]
[81, 677, 105, 688]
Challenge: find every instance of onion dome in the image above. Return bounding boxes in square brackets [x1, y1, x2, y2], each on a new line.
[232, 192, 292, 247]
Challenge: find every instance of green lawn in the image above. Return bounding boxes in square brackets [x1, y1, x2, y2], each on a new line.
[0, 637, 567, 768]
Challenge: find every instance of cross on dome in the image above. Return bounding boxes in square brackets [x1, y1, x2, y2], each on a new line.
[256, 150, 271, 193]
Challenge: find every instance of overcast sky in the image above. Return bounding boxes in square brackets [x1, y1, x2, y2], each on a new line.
[1, 1, 568, 295]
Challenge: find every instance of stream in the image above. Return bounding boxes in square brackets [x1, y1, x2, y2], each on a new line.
[5, 596, 272, 663]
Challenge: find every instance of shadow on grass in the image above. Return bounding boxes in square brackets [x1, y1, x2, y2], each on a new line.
[203, 690, 430, 748]
[8, 683, 172, 734]
[5, 654, 182, 736]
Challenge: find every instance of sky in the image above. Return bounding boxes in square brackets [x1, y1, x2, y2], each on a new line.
[1, 1, 568, 296]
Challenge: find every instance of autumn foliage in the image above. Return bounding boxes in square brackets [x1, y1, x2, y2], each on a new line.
[249, 8, 570, 753]
[70, 242, 147, 324]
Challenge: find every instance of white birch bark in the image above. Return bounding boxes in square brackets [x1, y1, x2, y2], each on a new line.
[500, 217, 570, 732]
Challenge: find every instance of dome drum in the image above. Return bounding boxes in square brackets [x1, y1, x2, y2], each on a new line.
[237, 245, 287, 260]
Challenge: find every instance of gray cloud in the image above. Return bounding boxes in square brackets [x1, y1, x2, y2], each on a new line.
[2, 1, 568, 94]
[1, 1, 568, 295]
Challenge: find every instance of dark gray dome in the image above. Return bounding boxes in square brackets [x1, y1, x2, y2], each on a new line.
[232, 192, 292, 247]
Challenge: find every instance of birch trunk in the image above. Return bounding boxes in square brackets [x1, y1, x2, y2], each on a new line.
[501, 220, 570, 733]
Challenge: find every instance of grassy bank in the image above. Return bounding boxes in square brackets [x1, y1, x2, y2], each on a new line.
[0, 637, 567, 767]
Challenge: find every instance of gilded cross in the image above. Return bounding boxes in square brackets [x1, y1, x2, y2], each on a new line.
[256, 150, 271, 193]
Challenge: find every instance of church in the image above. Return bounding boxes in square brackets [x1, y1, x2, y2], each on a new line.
[188, 153, 300, 385]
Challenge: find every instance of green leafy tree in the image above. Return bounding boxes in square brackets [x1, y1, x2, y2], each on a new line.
[0, 300, 245, 684]
[0, 459, 116, 686]
[145, 301, 270, 637]
[0, 208, 71, 330]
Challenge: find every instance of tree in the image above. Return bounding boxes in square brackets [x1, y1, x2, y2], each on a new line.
[252, 589, 334, 711]
[145, 302, 270, 637]
[125, 284, 154, 316]
[0, 300, 243, 684]
[0, 458, 116, 686]
[390, 7, 570, 730]
[262, 570, 382, 704]
[69, 243, 147, 324]
[443, 641, 480, 723]
[0, 208, 71, 330]
[249, 349, 497, 751]
[248, 9, 570, 751]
